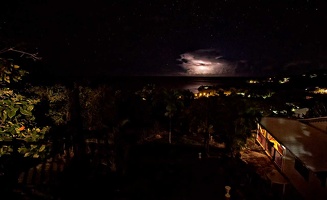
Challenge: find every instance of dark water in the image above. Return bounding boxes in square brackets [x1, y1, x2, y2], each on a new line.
[33, 74, 252, 92]
[104, 76, 250, 93]
[48, 74, 327, 93]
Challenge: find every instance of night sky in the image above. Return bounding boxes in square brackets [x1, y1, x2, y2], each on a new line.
[1, 0, 327, 77]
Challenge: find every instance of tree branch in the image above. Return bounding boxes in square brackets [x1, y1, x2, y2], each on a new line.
[0, 47, 42, 61]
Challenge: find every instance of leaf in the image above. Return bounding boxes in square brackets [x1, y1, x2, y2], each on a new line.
[26, 105, 34, 111]
[8, 110, 16, 118]
[20, 107, 32, 116]
[4, 75, 10, 83]
[6, 69, 13, 74]
[120, 119, 129, 126]
[39, 145, 46, 152]
[8, 107, 19, 118]
[4, 100, 11, 105]
[1, 111, 7, 122]
[11, 128, 17, 135]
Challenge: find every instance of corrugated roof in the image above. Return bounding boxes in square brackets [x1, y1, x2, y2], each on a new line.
[260, 117, 327, 172]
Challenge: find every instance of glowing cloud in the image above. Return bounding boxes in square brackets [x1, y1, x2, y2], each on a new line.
[178, 49, 237, 76]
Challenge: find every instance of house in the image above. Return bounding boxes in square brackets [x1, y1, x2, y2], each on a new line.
[193, 85, 234, 98]
[194, 85, 216, 98]
[256, 117, 327, 199]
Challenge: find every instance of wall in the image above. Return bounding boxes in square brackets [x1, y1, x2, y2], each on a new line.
[257, 123, 327, 199]
[282, 149, 327, 200]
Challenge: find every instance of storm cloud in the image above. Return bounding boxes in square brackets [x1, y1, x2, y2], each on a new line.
[177, 49, 253, 76]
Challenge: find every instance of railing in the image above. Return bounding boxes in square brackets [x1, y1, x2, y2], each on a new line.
[0, 133, 116, 198]
[0, 137, 74, 193]
[299, 117, 327, 133]
[299, 116, 327, 123]
[17, 141, 74, 186]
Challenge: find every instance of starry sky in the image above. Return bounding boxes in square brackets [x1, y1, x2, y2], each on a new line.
[1, 0, 327, 77]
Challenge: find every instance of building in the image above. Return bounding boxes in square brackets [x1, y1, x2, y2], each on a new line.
[256, 117, 327, 199]
[194, 85, 216, 98]
[193, 85, 234, 98]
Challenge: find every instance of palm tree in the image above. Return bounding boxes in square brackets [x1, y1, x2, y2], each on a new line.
[188, 96, 220, 156]
[162, 89, 183, 144]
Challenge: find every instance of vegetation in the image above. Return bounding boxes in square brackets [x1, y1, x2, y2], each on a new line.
[1, 56, 320, 163]
[1, 47, 325, 199]
[0, 57, 51, 158]
[0, 52, 56, 194]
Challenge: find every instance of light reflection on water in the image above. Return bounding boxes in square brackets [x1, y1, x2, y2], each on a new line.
[179, 81, 220, 93]
[108, 76, 248, 93]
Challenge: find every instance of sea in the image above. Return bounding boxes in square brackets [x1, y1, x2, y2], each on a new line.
[103, 76, 252, 93]
[45, 73, 327, 93]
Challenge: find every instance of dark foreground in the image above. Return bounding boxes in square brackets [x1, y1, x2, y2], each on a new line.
[5, 142, 302, 200]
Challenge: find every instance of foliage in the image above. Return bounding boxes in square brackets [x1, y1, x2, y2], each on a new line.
[187, 94, 261, 156]
[0, 58, 28, 85]
[218, 96, 261, 156]
[187, 96, 221, 154]
[27, 84, 70, 126]
[307, 98, 327, 117]
[79, 84, 116, 130]
[0, 56, 51, 158]
[161, 89, 184, 143]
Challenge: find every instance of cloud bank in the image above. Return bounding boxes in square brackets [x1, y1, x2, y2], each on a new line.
[177, 49, 241, 76]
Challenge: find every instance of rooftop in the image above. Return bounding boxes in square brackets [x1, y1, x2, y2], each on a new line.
[260, 117, 327, 172]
